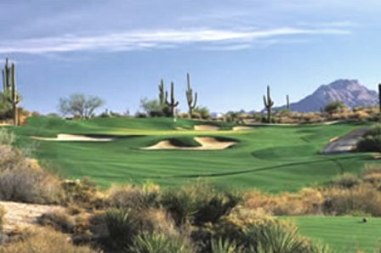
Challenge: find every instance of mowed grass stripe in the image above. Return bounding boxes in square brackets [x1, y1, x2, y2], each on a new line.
[12, 116, 373, 191]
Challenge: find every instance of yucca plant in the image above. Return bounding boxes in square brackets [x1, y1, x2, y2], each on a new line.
[130, 232, 194, 253]
[244, 222, 310, 253]
[105, 208, 139, 251]
[210, 238, 241, 253]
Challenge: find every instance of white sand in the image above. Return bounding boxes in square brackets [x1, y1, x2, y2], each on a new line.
[31, 134, 113, 142]
[194, 125, 220, 131]
[232, 126, 253, 131]
[143, 137, 236, 150]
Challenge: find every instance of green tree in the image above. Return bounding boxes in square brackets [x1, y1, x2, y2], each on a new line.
[58, 93, 104, 119]
[324, 101, 346, 114]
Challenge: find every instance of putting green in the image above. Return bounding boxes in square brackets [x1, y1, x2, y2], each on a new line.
[10, 117, 375, 191]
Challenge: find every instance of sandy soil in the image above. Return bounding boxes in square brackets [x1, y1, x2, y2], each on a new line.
[0, 201, 65, 232]
[232, 126, 253, 131]
[143, 137, 236, 150]
[194, 125, 220, 131]
[32, 134, 114, 142]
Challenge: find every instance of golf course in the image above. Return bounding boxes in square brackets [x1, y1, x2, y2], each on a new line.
[12, 116, 374, 191]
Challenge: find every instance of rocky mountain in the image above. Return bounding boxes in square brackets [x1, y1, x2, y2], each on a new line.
[280, 79, 379, 112]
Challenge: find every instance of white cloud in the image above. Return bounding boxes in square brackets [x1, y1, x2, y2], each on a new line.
[0, 26, 351, 54]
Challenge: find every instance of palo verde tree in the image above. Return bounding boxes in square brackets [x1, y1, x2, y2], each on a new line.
[59, 93, 104, 119]
[165, 82, 179, 117]
[2, 58, 21, 126]
[263, 85, 274, 123]
[185, 73, 197, 118]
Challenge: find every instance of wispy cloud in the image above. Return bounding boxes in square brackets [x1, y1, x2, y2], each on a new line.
[0, 26, 351, 54]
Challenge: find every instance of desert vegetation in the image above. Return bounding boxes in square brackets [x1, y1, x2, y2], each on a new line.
[0, 136, 380, 252]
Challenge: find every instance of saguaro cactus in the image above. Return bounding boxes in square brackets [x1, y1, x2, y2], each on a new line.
[2, 58, 21, 126]
[158, 79, 167, 106]
[165, 82, 179, 117]
[378, 84, 381, 114]
[263, 85, 274, 123]
[185, 73, 197, 118]
[286, 95, 290, 110]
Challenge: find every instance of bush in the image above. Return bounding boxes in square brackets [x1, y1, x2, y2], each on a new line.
[62, 178, 104, 208]
[0, 129, 14, 146]
[104, 208, 140, 250]
[130, 232, 194, 253]
[357, 125, 381, 152]
[38, 211, 76, 233]
[0, 148, 64, 204]
[324, 101, 347, 114]
[243, 188, 323, 216]
[357, 135, 381, 152]
[106, 183, 160, 210]
[331, 173, 360, 189]
[322, 185, 381, 216]
[210, 238, 241, 253]
[209, 207, 330, 253]
[161, 182, 240, 226]
[0, 227, 98, 253]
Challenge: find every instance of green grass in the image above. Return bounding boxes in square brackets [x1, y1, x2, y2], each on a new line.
[9, 116, 375, 191]
[284, 216, 381, 253]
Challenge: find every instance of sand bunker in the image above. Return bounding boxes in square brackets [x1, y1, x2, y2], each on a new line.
[233, 126, 253, 131]
[143, 137, 236, 150]
[32, 134, 113, 142]
[194, 125, 220, 131]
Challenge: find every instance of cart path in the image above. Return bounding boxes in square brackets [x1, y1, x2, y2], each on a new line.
[322, 128, 368, 154]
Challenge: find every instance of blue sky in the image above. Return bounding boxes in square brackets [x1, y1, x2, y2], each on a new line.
[1, 0, 381, 114]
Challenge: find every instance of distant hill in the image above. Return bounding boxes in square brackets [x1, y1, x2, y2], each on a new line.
[278, 79, 379, 112]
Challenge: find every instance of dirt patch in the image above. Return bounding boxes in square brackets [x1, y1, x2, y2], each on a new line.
[0, 201, 65, 232]
[31, 134, 114, 142]
[194, 125, 220, 131]
[233, 126, 253, 131]
[143, 137, 236, 150]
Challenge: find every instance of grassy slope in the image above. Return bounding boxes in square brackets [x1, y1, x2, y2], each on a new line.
[285, 216, 381, 253]
[11, 117, 375, 191]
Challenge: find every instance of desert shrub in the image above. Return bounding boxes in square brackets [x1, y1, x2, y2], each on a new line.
[357, 125, 381, 152]
[38, 210, 76, 233]
[245, 222, 312, 253]
[324, 101, 347, 114]
[104, 208, 139, 250]
[130, 232, 194, 253]
[322, 185, 381, 216]
[161, 182, 240, 226]
[331, 173, 360, 189]
[0, 129, 14, 146]
[208, 207, 329, 253]
[243, 188, 323, 216]
[357, 135, 381, 152]
[107, 183, 160, 210]
[0, 149, 64, 204]
[96, 207, 177, 252]
[62, 178, 105, 208]
[0, 227, 98, 253]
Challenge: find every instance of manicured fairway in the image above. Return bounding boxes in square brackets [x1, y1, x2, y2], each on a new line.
[285, 216, 381, 253]
[11, 117, 376, 191]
